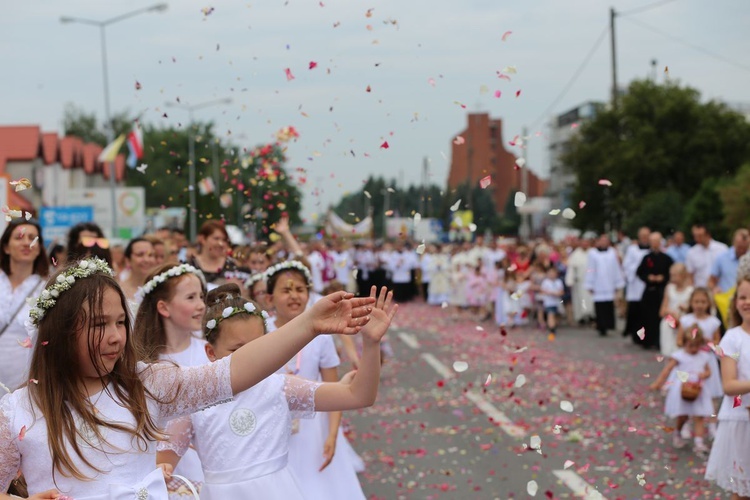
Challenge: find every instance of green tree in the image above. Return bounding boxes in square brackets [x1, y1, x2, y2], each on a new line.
[682, 177, 728, 242]
[565, 79, 750, 234]
[62, 103, 131, 145]
[622, 190, 683, 236]
[720, 163, 750, 232]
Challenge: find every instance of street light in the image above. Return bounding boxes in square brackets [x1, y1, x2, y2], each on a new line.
[61, 3, 168, 239]
[164, 97, 233, 241]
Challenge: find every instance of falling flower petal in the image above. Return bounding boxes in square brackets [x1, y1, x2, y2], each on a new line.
[380, 141, 389, 149]
[30, 236, 39, 248]
[502, 30, 512, 41]
[453, 136, 465, 145]
[734, 395, 742, 408]
[450, 200, 461, 212]
[284, 68, 295, 81]
[413, 213, 421, 225]
[428, 77, 436, 87]
[564, 460, 575, 469]
[416, 243, 426, 255]
[502, 66, 517, 74]
[452, 361, 469, 373]
[17, 337, 32, 349]
[309, 61, 318, 69]
[364, 191, 372, 199]
[578, 200, 587, 209]
[527, 480, 538, 496]
[515, 89, 521, 98]
[562, 208, 576, 220]
[514, 192, 526, 207]
[514, 374, 526, 388]
[484, 374, 492, 386]
[598, 179, 612, 186]
[549, 209, 561, 216]
[9, 178, 32, 192]
[480, 175, 491, 189]
[515, 158, 526, 168]
[530, 435, 541, 450]
[636, 327, 645, 341]
[18, 425, 26, 441]
[676, 370, 689, 383]
[560, 400, 574, 412]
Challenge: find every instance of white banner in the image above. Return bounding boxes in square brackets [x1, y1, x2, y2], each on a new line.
[326, 211, 373, 237]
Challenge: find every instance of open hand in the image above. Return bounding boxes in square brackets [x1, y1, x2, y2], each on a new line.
[274, 215, 290, 235]
[311, 291, 375, 335]
[361, 286, 398, 344]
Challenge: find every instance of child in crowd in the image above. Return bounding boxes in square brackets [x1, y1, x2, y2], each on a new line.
[157, 284, 396, 499]
[649, 327, 714, 457]
[0, 257, 374, 499]
[465, 264, 490, 321]
[539, 266, 565, 339]
[265, 260, 368, 498]
[705, 276, 750, 496]
[133, 263, 211, 498]
[658, 263, 693, 356]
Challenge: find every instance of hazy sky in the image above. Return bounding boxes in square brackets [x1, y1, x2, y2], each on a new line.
[2, 0, 749, 222]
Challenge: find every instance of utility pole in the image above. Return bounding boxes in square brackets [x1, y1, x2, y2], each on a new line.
[518, 127, 530, 241]
[610, 7, 618, 108]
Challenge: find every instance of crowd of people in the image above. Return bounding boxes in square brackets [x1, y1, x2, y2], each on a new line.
[2, 215, 750, 498]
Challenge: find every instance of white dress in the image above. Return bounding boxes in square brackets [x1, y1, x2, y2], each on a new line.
[706, 327, 750, 496]
[0, 273, 45, 392]
[160, 374, 320, 500]
[427, 254, 450, 306]
[678, 314, 723, 398]
[159, 336, 209, 498]
[663, 349, 715, 417]
[658, 284, 693, 356]
[269, 318, 366, 500]
[0, 357, 233, 499]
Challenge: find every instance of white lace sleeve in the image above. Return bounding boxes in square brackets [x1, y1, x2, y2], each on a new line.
[0, 395, 20, 492]
[283, 375, 321, 419]
[156, 416, 193, 457]
[139, 356, 233, 421]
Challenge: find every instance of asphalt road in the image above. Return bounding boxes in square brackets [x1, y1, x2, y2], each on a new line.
[347, 303, 728, 500]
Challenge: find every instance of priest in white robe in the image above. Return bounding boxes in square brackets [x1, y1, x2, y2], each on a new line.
[565, 238, 594, 324]
[585, 234, 626, 336]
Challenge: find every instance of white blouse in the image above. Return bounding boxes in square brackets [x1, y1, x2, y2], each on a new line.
[0, 272, 45, 392]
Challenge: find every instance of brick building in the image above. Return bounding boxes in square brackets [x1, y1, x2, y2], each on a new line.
[447, 113, 547, 214]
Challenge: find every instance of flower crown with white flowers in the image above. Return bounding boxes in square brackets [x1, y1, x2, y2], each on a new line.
[244, 272, 266, 289]
[204, 300, 270, 338]
[264, 260, 312, 286]
[140, 264, 205, 298]
[28, 258, 113, 326]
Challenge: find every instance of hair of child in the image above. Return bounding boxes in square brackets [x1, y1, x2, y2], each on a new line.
[203, 283, 268, 344]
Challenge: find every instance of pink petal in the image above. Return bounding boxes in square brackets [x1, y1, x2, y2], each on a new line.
[734, 395, 742, 408]
[18, 425, 26, 441]
[598, 179, 613, 187]
[578, 200, 587, 209]
[380, 141, 389, 149]
[285, 68, 295, 81]
[480, 176, 491, 189]
[636, 327, 645, 341]
[309, 61, 318, 69]
[502, 31, 512, 42]
[515, 90, 522, 98]
[453, 136, 465, 145]
[493, 90, 501, 98]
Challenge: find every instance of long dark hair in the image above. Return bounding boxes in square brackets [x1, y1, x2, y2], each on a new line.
[0, 219, 49, 277]
[66, 222, 113, 266]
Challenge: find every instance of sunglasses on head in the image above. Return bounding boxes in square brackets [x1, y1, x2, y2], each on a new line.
[80, 236, 110, 249]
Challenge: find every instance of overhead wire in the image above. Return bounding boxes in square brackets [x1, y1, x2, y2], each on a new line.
[618, 0, 679, 17]
[528, 25, 610, 132]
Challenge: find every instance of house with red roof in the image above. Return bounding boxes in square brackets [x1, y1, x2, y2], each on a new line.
[0, 125, 126, 216]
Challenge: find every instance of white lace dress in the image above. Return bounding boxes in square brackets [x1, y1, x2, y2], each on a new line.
[160, 373, 319, 499]
[159, 336, 209, 498]
[272, 324, 366, 500]
[0, 357, 233, 499]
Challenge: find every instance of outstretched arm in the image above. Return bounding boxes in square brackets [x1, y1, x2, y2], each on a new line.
[273, 216, 304, 258]
[649, 358, 677, 391]
[230, 292, 374, 394]
[314, 287, 397, 411]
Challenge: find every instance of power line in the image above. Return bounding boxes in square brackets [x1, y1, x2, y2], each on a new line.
[622, 16, 750, 74]
[529, 25, 610, 132]
[619, 0, 679, 17]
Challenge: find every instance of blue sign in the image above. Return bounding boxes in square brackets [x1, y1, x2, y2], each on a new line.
[40, 206, 94, 244]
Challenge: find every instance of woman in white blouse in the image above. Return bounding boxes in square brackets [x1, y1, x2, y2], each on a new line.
[0, 219, 48, 392]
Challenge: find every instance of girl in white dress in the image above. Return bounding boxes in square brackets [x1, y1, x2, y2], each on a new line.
[266, 260, 367, 499]
[133, 263, 211, 499]
[658, 263, 693, 356]
[0, 219, 48, 393]
[677, 289, 723, 401]
[649, 327, 714, 456]
[157, 284, 396, 499]
[706, 276, 750, 498]
[0, 257, 375, 500]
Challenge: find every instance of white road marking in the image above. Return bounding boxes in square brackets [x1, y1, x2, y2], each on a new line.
[552, 470, 607, 499]
[397, 332, 420, 350]
[464, 391, 526, 438]
[420, 353, 454, 379]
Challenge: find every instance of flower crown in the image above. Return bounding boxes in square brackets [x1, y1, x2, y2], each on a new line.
[28, 258, 113, 326]
[205, 300, 271, 337]
[141, 264, 204, 297]
[244, 272, 266, 289]
[265, 260, 312, 286]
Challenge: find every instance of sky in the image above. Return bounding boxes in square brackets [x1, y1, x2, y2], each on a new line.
[2, 0, 749, 223]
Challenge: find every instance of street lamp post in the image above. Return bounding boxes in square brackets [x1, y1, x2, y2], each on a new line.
[164, 98, 232, 241]
[61, 3, 168, 239]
